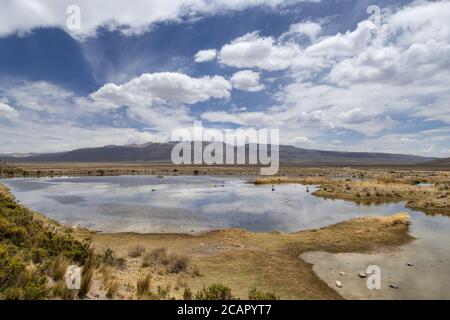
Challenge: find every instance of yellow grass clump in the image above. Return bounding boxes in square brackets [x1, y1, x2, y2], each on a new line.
[375, 213, 410, 226]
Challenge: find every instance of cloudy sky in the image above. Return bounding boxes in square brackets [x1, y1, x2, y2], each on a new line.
[0, 0, 449, 156]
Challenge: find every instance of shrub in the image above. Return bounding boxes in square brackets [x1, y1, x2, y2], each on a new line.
[128, 245, 146, 258]
[156, 285, 170, 299]
[167, 254, 190, 274]
[142, 247, 168, 267]
[30, 248, 48, 264]
[141, 248, 189, 273]
[248, 288, 279, 300]
[195, 283, 234, 300]
[0, 187, 93, 299]
[183, 288, 193, 300]
[0, 244, 26, 291]
[100, 248, 126, 268]
[0, 260, 48, 300]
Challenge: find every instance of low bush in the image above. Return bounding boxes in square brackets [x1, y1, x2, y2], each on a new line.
[195, 283, 235, 300]
[183, 288, 193, 300]
[128, 245, 146, 258]
[142, 247, 168, 267]
[248, 288, 279, 300]
[0, 186, 92, 299]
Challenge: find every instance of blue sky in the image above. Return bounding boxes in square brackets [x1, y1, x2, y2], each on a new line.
[0, 0, 449, 156]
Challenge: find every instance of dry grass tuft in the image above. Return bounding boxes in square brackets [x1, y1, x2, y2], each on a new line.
[136, 274, 151, 298]
[48, 255, 70, 281]
[375, 213, 410, 226]
[128, 245, 146, 258]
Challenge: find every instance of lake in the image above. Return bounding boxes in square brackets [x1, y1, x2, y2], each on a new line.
[3, 175, 450, 299]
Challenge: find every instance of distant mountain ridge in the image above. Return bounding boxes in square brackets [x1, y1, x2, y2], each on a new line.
[421, 158, 450, 167]
[0, 142, 437, 165]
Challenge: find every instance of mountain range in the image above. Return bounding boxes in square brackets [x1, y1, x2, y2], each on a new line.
[0, 142, 440, 166]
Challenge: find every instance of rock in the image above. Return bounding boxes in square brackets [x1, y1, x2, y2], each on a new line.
[357, 271, 367, 278]
[335, 280, 343, 288]
[406, 262, 413, 267]
[339, 271, 346, 276]
[389, 284, 400, 289]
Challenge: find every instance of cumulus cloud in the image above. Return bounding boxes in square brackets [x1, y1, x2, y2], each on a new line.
[2, 1, 450, 157]
[230, 70, 265, 92]
[194, 49, 217, 62]
[90, 72, 231, 130]
[205, 0, 450, 156]
[338, 108, 372, 124]
[219, 31, 300, 70]
[92, 72, 231, 105]
[0, 0, 313, 38]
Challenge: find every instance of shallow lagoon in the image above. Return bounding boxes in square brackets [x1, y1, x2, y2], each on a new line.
[1, 175, 431, 233]
[3, 175, 450, 299]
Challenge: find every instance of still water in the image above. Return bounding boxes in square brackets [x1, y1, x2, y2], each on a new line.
[3, 175, 450, 299]
[2, 175, 436, 233]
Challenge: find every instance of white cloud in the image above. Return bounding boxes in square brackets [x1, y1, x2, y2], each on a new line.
[194, 49, 217, 62]
[230, 70, 265, 92]
[0, 0, 314, 38]
[219, 31, 300, 70]
[90, 72, 231, 131]
[338, 108, 372, 124]
[281, 21, 321, 41]
[289, 136, 313, 145]
[92, 72, 231, 105]
[201, 111, 275, 125]
[205, 0, 450, 157]
[0, 101, 18, 119]
[0, 122, 165, 153]
[5, 81, 74, 112]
